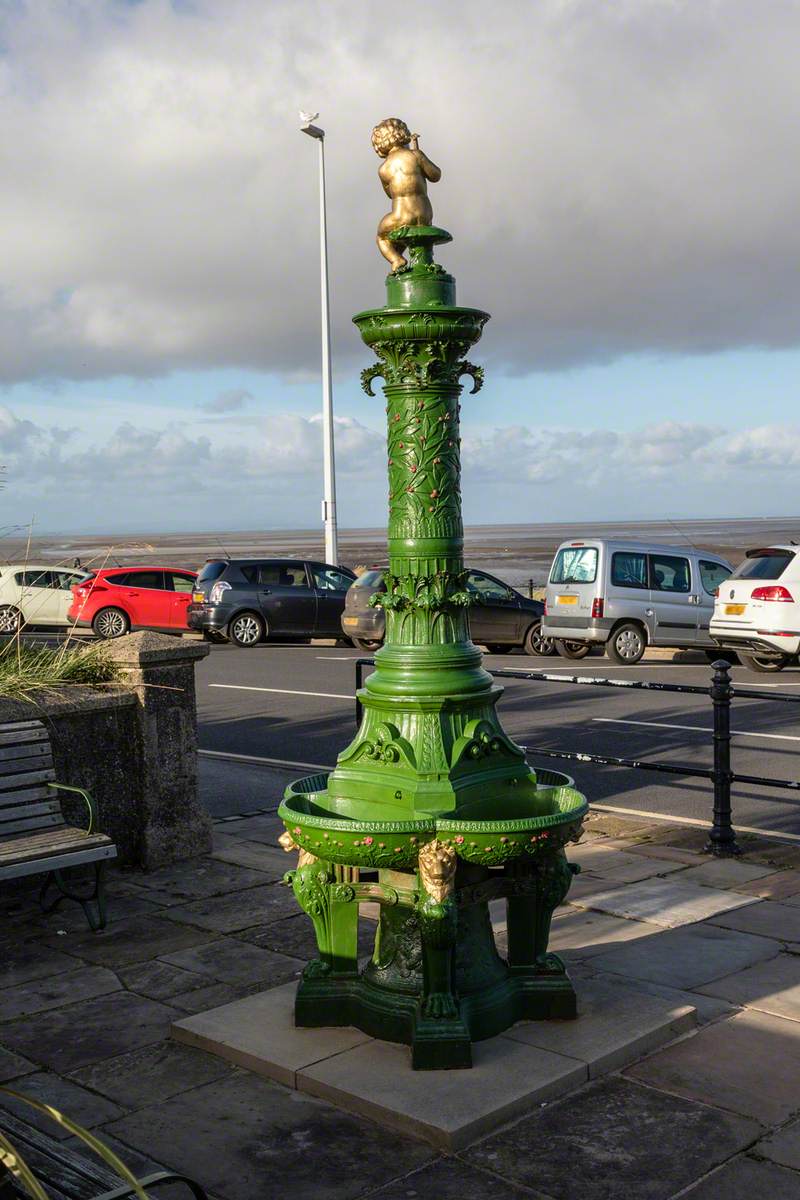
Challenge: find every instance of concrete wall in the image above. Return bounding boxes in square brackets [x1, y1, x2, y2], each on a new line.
[0, 632, 212, 869]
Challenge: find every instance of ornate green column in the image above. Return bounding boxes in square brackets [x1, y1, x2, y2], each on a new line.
[279, 122, 588, 1069]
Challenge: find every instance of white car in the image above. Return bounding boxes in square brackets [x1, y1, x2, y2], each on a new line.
[0, 564, 91, 633]
[710, 545, 800, 672]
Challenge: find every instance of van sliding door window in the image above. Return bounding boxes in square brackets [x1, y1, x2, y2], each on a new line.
[611, 552, 648, 589]
[649, 555, 690, 593]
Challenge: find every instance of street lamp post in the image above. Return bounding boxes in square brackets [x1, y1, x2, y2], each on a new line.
[301, 116, 338, 566]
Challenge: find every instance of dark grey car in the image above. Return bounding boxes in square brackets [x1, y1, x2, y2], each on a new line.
[187, 558, 356, 647]
[341, 567, 554, 655]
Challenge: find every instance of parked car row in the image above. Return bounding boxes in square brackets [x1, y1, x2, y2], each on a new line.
[1, 539, 798, 671]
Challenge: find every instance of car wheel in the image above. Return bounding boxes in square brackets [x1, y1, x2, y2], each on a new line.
[91, 607, 130, 639]
[523, 622, 557, 657]
[0, 605, 24, 634]
[556, 640, 591, 660]
[228, 612, 265, 647]
[485, 643, 513, 654]
[352, 637, 382, 652]
[740, 653, 790, 673]
[607, 622, 646, 664]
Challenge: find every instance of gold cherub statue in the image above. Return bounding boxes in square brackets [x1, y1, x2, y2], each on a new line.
[372, 117, 441, 272]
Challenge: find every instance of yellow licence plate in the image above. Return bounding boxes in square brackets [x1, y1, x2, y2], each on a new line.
[342, 616, 358, 626]
[557, 595, 578, 606]
[192, 593, 204, 603]
[725, 603, 746, 615]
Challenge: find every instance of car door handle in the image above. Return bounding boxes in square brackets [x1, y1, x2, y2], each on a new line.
[261, 588, 271, 595]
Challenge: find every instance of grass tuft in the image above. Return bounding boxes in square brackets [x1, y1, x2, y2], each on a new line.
[0, 640, 120, 701]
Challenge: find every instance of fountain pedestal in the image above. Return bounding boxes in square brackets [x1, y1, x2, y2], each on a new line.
[279, 226, 587, 1069]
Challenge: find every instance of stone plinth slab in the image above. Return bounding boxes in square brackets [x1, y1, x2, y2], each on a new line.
[572, 876, 758, 927]
[503, 977, 695, 1076]
[172, 978, 696, 1149]
[171, 983, 372, 1087]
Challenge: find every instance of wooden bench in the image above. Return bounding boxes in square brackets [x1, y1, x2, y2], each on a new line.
[0, 1107, 208, 1199]
[0, 719, 116, 930]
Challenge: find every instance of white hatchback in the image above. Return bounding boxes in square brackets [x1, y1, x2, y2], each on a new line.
[710, 545, 800, 672]
[0, 564, 91, 633]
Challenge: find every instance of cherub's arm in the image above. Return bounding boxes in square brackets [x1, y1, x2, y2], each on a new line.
[410, 135, 441, 183]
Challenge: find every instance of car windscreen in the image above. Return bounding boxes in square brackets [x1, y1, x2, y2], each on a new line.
[197, 561, 228, 584]
[353, 569, 385, 588]
[731, 550, 795, 581]
[550, 547, 598, 585]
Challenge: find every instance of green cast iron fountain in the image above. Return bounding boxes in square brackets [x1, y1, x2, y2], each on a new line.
[279, 117, 588, 1069]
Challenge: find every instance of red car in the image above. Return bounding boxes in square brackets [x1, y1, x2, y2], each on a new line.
[69, 567, 198, 639]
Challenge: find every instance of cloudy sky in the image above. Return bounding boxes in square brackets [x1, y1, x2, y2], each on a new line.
[2, 0, 800, 534]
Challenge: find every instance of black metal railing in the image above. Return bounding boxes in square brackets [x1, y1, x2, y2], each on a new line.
[353, 657, 800, 857]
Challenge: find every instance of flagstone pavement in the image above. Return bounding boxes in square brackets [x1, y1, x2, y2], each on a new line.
[3, 790, 800, 1199]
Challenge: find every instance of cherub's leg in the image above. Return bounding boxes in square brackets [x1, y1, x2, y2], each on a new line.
[377, 213, 407, 272]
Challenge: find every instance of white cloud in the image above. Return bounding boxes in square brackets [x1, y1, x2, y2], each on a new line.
[0, 1, 799, 383]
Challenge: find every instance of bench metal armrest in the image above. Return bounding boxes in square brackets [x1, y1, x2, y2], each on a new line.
[47, 782, 98, 835]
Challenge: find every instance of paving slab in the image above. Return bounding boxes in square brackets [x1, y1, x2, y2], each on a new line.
[367, 1157, 544, 1199]
[104, 1069, 434, 1200]
[1, 991, 180, 1074]
[583, 814, 667, 839]
[160, 935, 303, 986]
[172, 982, 373, 1087]
[0, 1047, 36, 1082]
[567, 844, 647, 871]
[238, 913, 378, 961]
[681, 1156, 800, 1198]
[676, 859, 777, 889]
[733, 870, 800, 900]
[71, 1041, 234, 1108]
[587, 970, 736, 1025]
[117, 958, 207, 1001]
[698, 952, 800, 1020]
[160, 883, 298, 932]
[465, 1076, 761, 1200]
[38, 915, 220, 968]
[0, 944, 83, 988]
[710, 900, 800, 942]
[129, 858, 273, 901]
[740, 844, 800, 870]
[208, 814, 285, 844]
[565, 873, 627, 904]
[0, 1070, 124, 1139]
[168, 979, 271, 1014]
[35, 891, 165, 931]
[299, 1033, 586, 1150]
[571, 875, 759, 927]
[211, 839, 289, 876]
[626, 1008, 800, 1125]
[0, 965, 121, 1021]
[589, 922, 779, 989]
[627, 843, 705, 865]
[757, 1116, 800, 1171]
[549, 908, 661, 960]
[582, 857, 689, 884]
[503, 977, 694, 1076]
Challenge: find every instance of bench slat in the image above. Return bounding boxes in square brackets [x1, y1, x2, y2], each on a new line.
[0, 785, 53, 807]
[1, 812, 64, 836]
[0, 767, 56, 790]
[0, 799, 62, 821]
[0, 741, 53, 764]
[0, 759, 54, 781]
[0, 724, 47, 744]
[0, 827, 111, 866]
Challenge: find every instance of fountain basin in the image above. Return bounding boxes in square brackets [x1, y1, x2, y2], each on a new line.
[278, 768, 588, 870]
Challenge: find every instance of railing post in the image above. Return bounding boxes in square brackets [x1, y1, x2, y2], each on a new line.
[705, 659, 740, 857]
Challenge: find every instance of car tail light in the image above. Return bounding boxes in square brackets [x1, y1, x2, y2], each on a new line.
[543, 600, 547, 616]
[592, 598, 604, 619]
[210, 580, 231, 604]
[751, 585, 794, 602]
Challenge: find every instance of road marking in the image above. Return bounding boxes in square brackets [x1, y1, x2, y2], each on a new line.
[316, 655, 360, 660]
[735, 681, 800, 689]
[200, 748, 332, 771]
[208, 683, 352, 700]
[591, 803, 800, 844]
[593, 717, 800, 743]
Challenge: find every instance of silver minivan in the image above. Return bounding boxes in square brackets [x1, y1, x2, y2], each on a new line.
[541, 539, 732, 663]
